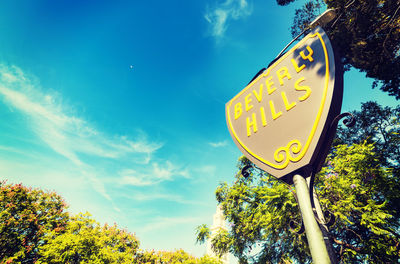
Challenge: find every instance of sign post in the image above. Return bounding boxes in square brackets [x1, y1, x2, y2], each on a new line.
[225, 25, 343, 263]
[293, 174, 330, 263]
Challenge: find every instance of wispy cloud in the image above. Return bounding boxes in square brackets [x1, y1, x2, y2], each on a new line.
[204, 0, 252, 40]
[0, 64, 163, 203]
[126, 191, 206, 205]
[195, 165, 217, 176]
[209, 140, 228, 148]
[0, 65, 162, 166]
[119, 161, 190, 186]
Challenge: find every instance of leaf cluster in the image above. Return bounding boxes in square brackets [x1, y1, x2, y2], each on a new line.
[197, 102, 400, 263]
[135, 249, 222, 264]
[335, 101, 400, 168]
[0, 182, 220, 264]
[317, 143, 400, 262]
[285, 0, 400, 99]
[37, 213, 139, 264]
[197, 157, 310, 264]
[0, 182, 69, 263]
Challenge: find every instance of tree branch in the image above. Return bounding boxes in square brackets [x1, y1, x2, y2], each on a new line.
[344, 227, 363, 241]
[332, 238, 362, 252]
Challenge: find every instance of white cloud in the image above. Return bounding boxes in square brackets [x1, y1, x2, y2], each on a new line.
[204, 0, 252, 39]
[119, 161, 190, 186]
[120, 170, 155, 186]
[126, 191, 206, 205]
[0, 64, 163, 202]
[0, 66, 162, 166]
[209, 140, 228, 148]
[195, 165, 217, 176]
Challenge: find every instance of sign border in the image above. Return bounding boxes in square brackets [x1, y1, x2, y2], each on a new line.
[226, 31, 330, 170]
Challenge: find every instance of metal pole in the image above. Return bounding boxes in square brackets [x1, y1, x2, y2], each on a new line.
[293, 174, 331, 263]
[310, 186, 338, 264]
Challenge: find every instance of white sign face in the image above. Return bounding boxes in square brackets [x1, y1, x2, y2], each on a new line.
[226, 27, 343, 181]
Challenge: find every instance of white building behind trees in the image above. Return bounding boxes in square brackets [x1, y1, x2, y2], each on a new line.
[206, 205, 229, 264]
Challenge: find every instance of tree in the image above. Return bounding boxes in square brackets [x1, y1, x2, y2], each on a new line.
[282, 0, 400, 99]
[0, 182, 69, 263]
[335, 101, 400, 238]
[37, 213, 139, 264]
[196, 103, 400, 263]
[335, 101, 400, 169]
[1, 181, 218, 264]
[196, 157, 309, 264]
[135, 249, 222, 264]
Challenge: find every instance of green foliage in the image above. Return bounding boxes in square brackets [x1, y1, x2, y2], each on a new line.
[335, 101, 400, 222]
[317, 143, 400, 262]
[0, 181, 69, 263]
[335, 101, 400, 168]
[284, 0, 400, 99]
[195, 224, 211, 244]
[276, 0, 297, 5]
[0, 182, 219, 264]
[291, 0, 324, 36]
[210, 229, 230, 259]
[196, 254, 223, 264]
[198, 103, 400, 263]
[135, 249, 222, 264]
[37, 213, 139, 264]
[198, 157, 310, 264]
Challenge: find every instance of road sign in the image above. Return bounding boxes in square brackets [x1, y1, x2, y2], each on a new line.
[226, 26, 343, 183]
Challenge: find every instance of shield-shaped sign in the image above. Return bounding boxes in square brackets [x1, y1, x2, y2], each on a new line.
[226, 26, 343, 183]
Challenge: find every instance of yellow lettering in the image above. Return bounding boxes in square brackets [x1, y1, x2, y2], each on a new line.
[245, 93, 253, 111]
[295, 77, 312, 101]
[269, 100, 282, 120]
[281, 91, 296, 111]
[260, 107, 267, 127]
[291, 58, 306, 73]
[246, 113, 258, 137]
[276, 66, 292, 86]
[253, 84, 263, 102]
[300, 46, 314, 62]
[266, 76, 276, 95]
[234, 102, 243, 119]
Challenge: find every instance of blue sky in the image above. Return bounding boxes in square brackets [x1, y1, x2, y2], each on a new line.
[0, 0, 398, 259]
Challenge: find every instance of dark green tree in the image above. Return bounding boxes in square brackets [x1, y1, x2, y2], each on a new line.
[282, 0, 400, 99]
[335, 101, 400, 231]
[196, 103, 400, 263]
[335, 101, 400, 168]
[0, 182, 69, 263]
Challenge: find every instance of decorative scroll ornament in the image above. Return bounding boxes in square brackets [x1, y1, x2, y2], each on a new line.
[274, 139, 302, 167]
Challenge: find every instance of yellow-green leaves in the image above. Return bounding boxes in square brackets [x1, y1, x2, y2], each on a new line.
[37, 213, 139, 264]
[316, 142, 399, 262]
[199, 139, 400, 263]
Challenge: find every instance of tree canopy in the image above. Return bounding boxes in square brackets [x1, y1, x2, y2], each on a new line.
[281, 0, 400, 99]
[0, 181, 69, 263]
[135, 249, 222, 264]
[0, 182, 220, 264]
[37, 213, 139, 264]
[196, 102, 400, 263]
